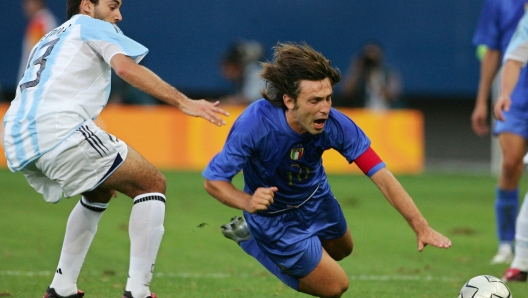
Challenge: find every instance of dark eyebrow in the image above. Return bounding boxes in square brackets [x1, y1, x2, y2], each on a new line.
[111, 0, 121, 6]
[312, 92, 333, 101]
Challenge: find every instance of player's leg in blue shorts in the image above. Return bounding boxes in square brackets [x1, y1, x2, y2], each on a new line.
[492, 108, 528, 262]
[242, 193, 348, 290]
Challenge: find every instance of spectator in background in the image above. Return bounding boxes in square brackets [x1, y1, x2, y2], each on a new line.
[18, 0, 58, 81]
[219, 40, 266, 105]
[337, 42, 403, 110]
[471, 0, 527, 265]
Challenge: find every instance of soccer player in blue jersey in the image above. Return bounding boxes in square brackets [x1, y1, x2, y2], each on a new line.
[494, 9, 528, 283]
[3, 1, 228, 297]
[471, 0, 528, 265]
[202, 42, 452, 297]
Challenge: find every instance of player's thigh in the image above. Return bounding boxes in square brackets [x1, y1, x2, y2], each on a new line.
[30, 120, 127, 202]
[298, 249, 349, 297]
[100, 145, 166, 198]
[321, 227, 353, 261]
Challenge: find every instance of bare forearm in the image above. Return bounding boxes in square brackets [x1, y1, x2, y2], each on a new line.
[110, 54, 189, 108]
[371, 168, 428, 231]
[204, 179, 251, 211]
[500, 59, 523, 98]
[476, 49, 501, 105]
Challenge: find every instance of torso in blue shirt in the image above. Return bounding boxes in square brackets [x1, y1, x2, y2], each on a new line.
[473, 0, 528, 112]
[203, 99, 371, 213]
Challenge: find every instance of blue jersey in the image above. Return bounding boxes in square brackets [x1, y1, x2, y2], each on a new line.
[473, 0, 528, 113]
[203, 99, 381, 213]
[3, 15, 148, 172]
[473, 0, 527, 53]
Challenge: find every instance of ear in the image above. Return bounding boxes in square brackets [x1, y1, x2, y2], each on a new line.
[283, 94, 295, 110]
[80, 0, 95, 16]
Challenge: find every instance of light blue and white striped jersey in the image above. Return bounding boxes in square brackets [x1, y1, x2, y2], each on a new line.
[3, 14, 148, 172]
[505, 11, 528, 64]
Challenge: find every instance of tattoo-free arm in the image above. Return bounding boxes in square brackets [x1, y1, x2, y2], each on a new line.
[110, 53, 228, 126]
[369, 168, 452, 251]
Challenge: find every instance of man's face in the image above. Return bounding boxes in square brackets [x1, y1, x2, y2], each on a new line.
[284, 78, 332, 135]
[92, 0, 122, 24]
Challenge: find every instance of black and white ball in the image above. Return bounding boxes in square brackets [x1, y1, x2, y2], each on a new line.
[458, 275, 512, 298]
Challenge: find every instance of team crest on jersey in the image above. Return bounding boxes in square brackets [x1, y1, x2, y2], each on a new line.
[290, 147, 304, 160]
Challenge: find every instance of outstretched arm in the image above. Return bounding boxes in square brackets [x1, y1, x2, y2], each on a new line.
[110, 53, 229, 126]
[369, 168, 452, 251]
[494, 59, 523, 121]
[204, 179, 277, 214]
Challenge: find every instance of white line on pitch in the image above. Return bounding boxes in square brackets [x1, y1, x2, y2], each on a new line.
[0, 271, 463, 282]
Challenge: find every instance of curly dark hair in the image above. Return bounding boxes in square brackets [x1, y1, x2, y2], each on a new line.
[260, 42, 341, 110]
[67, 0, 99, 19]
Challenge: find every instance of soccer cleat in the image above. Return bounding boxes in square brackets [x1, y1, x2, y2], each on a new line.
[43, 287, 84, 298]
[490, 244, 514, 264]
[502, 268, 527, 282]
[221, 216, 251, 244]
[122, 291, 157, 298]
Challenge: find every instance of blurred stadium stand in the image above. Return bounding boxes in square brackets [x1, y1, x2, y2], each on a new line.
[0, 1, 491, 172]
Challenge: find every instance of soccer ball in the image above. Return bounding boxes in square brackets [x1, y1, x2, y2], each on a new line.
[458, 275, 512, 298]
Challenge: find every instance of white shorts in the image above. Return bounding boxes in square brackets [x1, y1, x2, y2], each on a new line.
[21, 119, 128, 203]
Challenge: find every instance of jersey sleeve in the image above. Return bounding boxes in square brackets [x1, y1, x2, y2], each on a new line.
[78, 17, 148, 64]
[472, 0, 501, 49]
[504, 12, 528, 64]
[202, 118, 255, 182]
[327, 108, 385, 176]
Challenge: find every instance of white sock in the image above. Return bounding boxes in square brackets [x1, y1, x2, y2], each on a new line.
[125, 193, 165, 298]
[511, 240, 528, 271]
[50, 197, 107, 296]
[512, 196, 528, 271]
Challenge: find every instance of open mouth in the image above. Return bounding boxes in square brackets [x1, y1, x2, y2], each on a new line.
[314, 118, 327, 129]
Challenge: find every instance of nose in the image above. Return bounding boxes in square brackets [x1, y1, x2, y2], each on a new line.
[320, 99, 331, 114]
[115, 10, 123, 23]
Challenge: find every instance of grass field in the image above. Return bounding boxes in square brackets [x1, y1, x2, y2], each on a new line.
[0, 168, 525, 297]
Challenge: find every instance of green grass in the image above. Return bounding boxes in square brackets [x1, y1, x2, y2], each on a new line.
[0, 169, 524, 297]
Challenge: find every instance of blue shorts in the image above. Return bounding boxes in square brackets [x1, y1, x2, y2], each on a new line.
[494, 109, 528, 140]
[243, 193, 348, 278]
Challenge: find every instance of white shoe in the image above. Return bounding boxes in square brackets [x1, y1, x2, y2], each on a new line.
[491, 243, 514, 264]
[523, 152, 528, 166]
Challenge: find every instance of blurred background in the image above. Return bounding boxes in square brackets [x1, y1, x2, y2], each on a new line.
[0, 0, 488, 172]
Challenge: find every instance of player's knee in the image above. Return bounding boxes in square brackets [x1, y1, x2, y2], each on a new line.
[154, 172, 167, 194]
[338, 245, 353, 260]
[83, 188, 114, 204]
[321, 279, 349, 298]
[326, 241, 353, 261]
[329, 246, 352, 261]
[501, 157, 522, 173]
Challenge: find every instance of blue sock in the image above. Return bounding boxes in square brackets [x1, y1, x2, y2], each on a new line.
[495, 187, 519, 243]
[240, 238, 300, 290]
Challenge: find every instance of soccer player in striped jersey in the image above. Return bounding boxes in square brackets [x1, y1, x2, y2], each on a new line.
[203, 42, 451, 297]
[494, 9, 528, 282]
[3, 1, 228, 297]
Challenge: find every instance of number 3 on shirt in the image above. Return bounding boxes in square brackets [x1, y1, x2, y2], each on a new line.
[19, 38, 60, 92]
